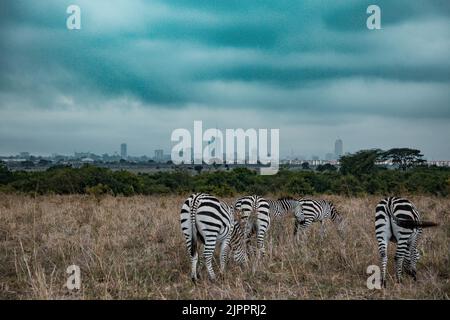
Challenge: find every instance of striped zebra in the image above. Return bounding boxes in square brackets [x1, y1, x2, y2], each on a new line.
[293, 198, 343, 237]
[180, 193, 247, 282]
[266, 197, 302, 220]
[234, 195, 270, 254]
[375, 197, 438, 287]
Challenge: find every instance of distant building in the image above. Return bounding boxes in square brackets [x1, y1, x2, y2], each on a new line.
[19, 152, 30, 160]
[120, 143, 127, 159]
[334, 139, 343, 159]
[154, 149, 164, 162]
[20, 152, 30, 159]
[428, 160, 450, 167]
[325, 153, 334, 161]
[74, 152, 90, 159]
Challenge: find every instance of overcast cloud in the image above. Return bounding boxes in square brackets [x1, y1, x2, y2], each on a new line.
[0, 0, 449, 159]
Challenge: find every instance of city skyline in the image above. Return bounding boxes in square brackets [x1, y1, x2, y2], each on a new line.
[1, 138, 448, 162]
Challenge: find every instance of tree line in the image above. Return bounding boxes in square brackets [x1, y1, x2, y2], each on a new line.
[1, 148, 449, 197]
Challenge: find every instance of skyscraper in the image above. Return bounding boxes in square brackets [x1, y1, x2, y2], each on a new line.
[334, 139, 343, 159]
[120, 143, 127, 159]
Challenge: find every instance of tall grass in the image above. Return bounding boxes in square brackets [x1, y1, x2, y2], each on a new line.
[0, 194, 448, 299]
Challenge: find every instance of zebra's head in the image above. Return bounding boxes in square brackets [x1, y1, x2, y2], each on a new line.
[292, 200, 304, 221]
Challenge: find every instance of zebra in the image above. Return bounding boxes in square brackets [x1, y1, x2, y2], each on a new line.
[293, 198, 343, 237]
[234, 195, 270, 254]
[180, 193, 247, 282]
[266, 197, 302, 220]
[375, 197, 438, 287]
[234, 196, 303, 254]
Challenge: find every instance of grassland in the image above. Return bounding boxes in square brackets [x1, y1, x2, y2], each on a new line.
[0, 194, 448, 299]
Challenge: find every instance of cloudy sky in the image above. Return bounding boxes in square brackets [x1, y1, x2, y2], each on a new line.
[0, 0, 449, 159]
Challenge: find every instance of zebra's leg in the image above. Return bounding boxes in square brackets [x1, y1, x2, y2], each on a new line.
[375, 208, 391, 288]
[242, 211, 252, 238]
[203, 237, 218, 281]
[256, 215, 269, 257]
[219, 234, 232, 273]
[375, 230, 389, 288]
[183, 230, 199, 283]
[377, 241, 388, 288]
[240, 214, 252, 252]
[406, 229, 422, 281]
[233, 240, 248, 265]
[394, 239, 409, 284]
[295, 219, 312, 241]
[403, 250, 412, 276]
[255, 225, 266, 257]
[245, 218, 258, 255]
[191, 250, 199, 283]
[196, 243, 204, 279]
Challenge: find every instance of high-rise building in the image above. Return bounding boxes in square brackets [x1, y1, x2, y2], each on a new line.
[154, 149, 164, 162]
[334, 139, 343, 159]
[120, 143, 127, 159]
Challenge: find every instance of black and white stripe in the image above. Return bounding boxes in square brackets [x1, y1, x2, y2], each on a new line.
[293, 199, 343, 237]
[266, 197, 302, 220]
[180, 193, 247, 282]
[375, 197, 437, 287]
[234, 195, 270, 254]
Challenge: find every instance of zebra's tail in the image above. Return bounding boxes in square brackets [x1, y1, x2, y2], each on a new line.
[252, 198, 258, 216]
[395, 217, 439, 229]
[189, 195, 202, 257]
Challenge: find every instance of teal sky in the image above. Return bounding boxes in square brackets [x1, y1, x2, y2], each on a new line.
[0, 1, 449, 159]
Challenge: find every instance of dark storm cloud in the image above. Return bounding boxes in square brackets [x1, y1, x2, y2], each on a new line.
[1, 0, 449, 112]
[196, 65, 450, 85]
[0, 0, 449, 157]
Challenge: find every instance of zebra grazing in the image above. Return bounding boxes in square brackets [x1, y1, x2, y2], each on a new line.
[180, 193, 247, 282]
[234, 195, 270, 254]
[293, 199, 343, 237]
[375, 197, 438, 287]
[267, 197, 302, 220]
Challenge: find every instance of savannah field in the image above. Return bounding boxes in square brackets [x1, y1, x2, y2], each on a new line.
[0, 193, 449, 300]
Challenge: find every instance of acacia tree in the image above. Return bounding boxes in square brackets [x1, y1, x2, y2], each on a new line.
[339, 149, 383, 176]
[382, 148, 425, 171]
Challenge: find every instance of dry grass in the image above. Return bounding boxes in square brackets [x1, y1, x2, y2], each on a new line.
[0, 194, 449, 300]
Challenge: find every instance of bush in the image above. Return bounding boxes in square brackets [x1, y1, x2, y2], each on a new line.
[0, 163, 448, 197]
